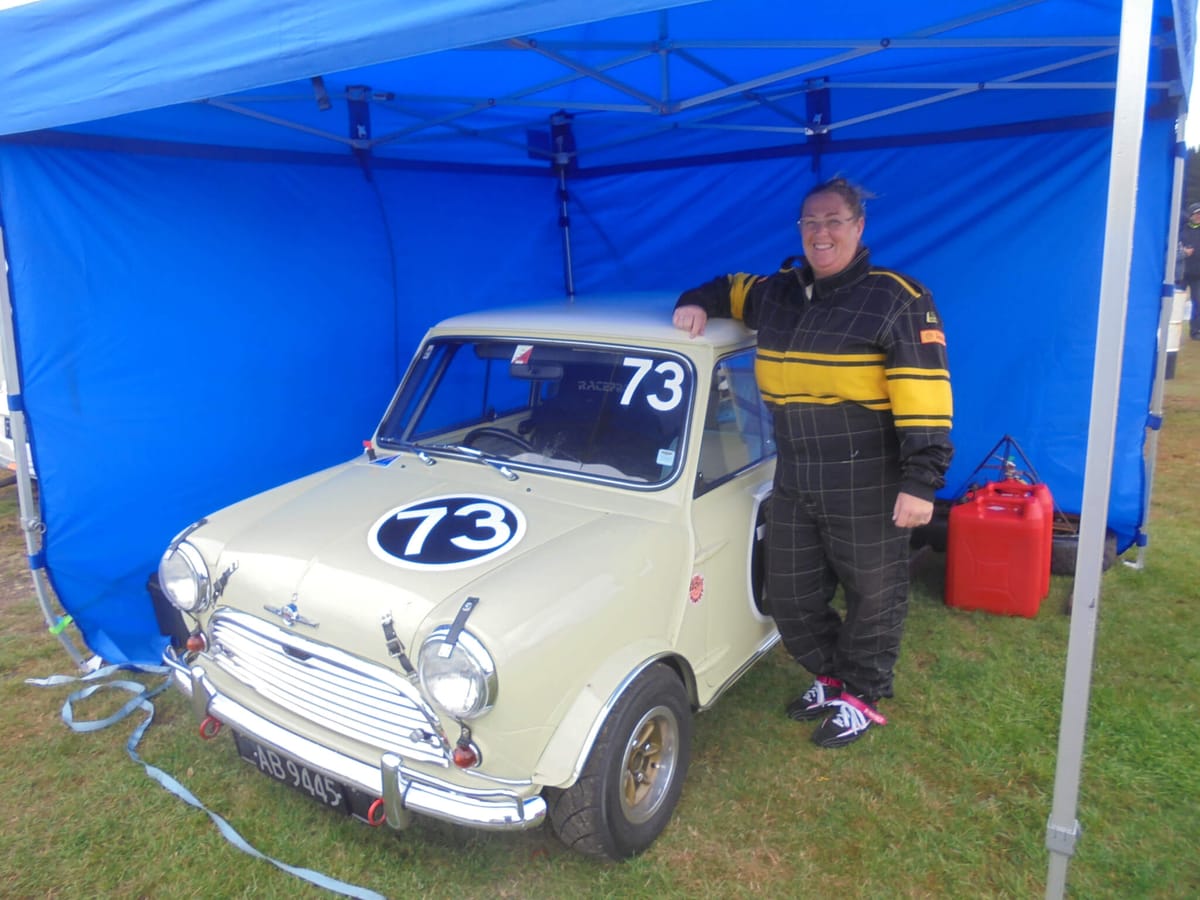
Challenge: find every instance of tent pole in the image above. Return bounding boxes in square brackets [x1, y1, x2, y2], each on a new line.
[0, 226, 87, 669]
[1130, 103, 1188, 571]
[550, 111, 576, 300]
[1043, 2, 1153, 897]
[556, 164, 576, 299]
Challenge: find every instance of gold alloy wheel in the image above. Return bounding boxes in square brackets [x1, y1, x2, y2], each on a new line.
[619, 703, 679, 825]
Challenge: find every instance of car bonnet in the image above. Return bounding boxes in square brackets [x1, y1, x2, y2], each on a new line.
[198, 455, 644, 651]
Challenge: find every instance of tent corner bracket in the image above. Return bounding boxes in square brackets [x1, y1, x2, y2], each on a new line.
[1044, 817, 1082, 857]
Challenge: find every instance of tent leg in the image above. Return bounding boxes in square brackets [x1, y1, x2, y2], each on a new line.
[556, 164, 576, 300]
[1130, 102, 1188, 571]
[0, 227, 88, 670]
[1044, 1, 1153, 897]
[550, 111, 577, 300]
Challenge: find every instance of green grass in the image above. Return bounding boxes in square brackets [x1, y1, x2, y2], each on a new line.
[1, 352, 1198, 898]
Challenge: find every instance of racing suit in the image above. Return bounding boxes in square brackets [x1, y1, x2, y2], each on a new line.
[676, 247, 953, 701]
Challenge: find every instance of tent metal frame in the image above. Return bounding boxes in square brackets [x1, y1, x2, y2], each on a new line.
[1044, 1, 1155, 896]
[1131, 108, 1188, 572]
[0, 228, 87, 670]
[194, 3, 1165, 163]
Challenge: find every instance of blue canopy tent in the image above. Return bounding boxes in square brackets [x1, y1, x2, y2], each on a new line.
[0, 1, 1193, 892]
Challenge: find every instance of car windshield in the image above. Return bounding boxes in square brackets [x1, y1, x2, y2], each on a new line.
[376, 338, 694, 485]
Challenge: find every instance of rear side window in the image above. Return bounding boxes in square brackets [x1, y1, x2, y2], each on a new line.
[695, 350, 775, 496]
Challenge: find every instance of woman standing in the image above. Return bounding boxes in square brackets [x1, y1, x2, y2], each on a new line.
[672, 177, 953, 748]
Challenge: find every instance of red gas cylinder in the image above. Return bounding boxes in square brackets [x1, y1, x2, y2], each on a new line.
[945, 485, 1049, 617]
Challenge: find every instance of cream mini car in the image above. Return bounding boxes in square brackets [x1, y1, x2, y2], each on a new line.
[157, 294, 778, 860]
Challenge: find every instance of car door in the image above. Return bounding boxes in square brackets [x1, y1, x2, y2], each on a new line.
[688, 350, 777, 698]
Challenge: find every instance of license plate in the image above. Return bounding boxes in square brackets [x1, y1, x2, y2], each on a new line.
[234, 732, 349, 813]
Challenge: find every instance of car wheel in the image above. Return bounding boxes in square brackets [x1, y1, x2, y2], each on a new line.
[547, 662, 693, 860]
[1049, 527, 1119, 576]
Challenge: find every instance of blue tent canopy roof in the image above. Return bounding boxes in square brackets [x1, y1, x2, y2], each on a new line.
[0, 0, 702, 139]
[1, 0, 1192, 167]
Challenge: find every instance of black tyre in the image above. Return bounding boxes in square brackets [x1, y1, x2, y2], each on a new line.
[1049, 527, 1119, 576]
[547, 663, 693, 860]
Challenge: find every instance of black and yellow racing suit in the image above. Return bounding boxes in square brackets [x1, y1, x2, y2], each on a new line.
[676, 247, 953, 701]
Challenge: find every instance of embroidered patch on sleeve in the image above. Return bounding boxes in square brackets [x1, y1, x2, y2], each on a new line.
[925, 310, 939, 324]
[920, 329, 946, 345]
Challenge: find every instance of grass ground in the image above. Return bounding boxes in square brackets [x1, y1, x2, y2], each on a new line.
[0, 348, 1197, 898]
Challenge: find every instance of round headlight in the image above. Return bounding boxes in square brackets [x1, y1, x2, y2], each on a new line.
[158, 541, 212, 613]
[418, 628, 496, 720]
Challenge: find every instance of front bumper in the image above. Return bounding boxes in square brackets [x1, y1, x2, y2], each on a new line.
[163, 646, 547, 832]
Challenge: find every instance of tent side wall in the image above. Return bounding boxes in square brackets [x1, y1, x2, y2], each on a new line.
[0, 143, 564, 663]
[566, 120, 1175, 542]
[0, 116, 1176, 666]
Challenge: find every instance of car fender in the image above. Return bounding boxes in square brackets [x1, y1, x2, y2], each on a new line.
[531, 639, 693, 788]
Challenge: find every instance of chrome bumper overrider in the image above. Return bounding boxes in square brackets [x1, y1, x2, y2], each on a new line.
[162, 646, 547, 832]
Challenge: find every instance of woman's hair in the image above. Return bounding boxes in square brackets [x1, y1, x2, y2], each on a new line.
[801, 176, 873, 220]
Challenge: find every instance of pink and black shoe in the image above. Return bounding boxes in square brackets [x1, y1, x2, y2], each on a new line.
[786, 675, 843, 722]
[811, 693, 887, 748]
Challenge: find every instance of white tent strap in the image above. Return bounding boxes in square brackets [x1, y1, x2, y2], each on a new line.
[26, 666, 386, 900]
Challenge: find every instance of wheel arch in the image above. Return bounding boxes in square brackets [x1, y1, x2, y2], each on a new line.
[531, 644, 696, 788]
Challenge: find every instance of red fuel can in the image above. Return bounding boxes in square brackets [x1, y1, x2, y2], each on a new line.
[946, 487, 1049, 617]
[978, 480, 1054, 598]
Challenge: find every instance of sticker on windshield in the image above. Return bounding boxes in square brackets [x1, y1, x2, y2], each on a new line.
[622, 356, 686, 411]
[369, 494, 527, 570]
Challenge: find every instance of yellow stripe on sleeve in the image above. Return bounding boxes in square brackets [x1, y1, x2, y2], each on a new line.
[871, 269, 922, 298]
[886, 366, 950, 380]
[728, 273, 759, 321]
[893, 416, 954, 428]
[887, 373, 953, 421]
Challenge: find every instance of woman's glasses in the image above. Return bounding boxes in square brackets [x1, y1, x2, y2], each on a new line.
[797, 216, 859, 233]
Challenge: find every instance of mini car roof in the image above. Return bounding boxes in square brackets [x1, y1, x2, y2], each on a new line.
[430, 292, 754, 349]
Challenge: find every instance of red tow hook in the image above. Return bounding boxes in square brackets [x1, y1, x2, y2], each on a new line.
[366, 798, 387, 827]
[199, 715, 223, 739]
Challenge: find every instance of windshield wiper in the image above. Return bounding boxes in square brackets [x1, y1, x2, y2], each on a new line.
[412, 443, 519, 481]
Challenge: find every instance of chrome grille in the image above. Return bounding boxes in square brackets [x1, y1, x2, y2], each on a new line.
[209, 608, 449, 766]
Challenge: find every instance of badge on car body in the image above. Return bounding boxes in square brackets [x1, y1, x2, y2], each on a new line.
[263, 597, 319, 628]
[369, 494, 527, 570]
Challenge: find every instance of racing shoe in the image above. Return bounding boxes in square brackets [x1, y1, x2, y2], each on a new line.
[786, 675, 843, 722]
[811, 694, 887, 748]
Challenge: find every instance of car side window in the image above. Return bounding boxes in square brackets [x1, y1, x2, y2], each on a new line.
[695, 350, 775, 497]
